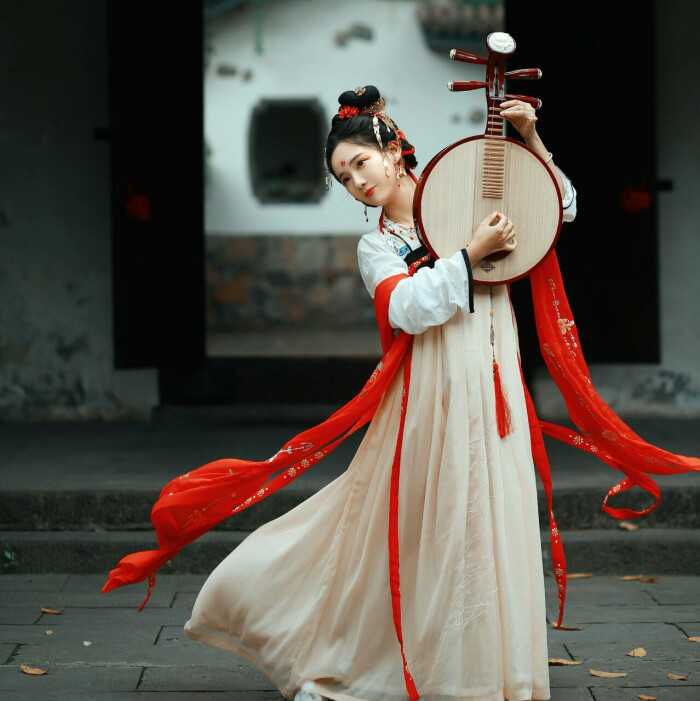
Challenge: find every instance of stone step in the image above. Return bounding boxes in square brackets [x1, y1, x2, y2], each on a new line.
[3, 483, 700, 532]
[2, 528, 700, 576]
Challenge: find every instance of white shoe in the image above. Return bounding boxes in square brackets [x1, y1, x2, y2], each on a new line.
[293, 680, 323, 701]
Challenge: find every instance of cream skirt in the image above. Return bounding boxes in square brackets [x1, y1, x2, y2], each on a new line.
[185, 285, 550, 701]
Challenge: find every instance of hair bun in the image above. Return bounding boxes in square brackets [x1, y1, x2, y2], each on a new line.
[338, 85, 381, 109]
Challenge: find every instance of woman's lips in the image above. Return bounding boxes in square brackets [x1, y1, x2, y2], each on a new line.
[365, 187, 375, 198]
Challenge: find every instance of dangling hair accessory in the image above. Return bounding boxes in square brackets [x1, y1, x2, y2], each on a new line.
[372, 114, 383, 151]
[364, 203, 368, 222]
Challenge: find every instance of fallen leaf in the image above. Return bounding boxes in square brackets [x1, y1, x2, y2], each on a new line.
[627, 647, 647, 657]
[687, 636, 700, 642]
[549, 620, 584, 631]
[619, 521, 640, 531]
[637, 695, 657, 700]
[640, 577, 659, 583]
[83, 641, 91, 647]
[44, 630, 53, 636]
[548, 657, 582, 666]
[668, 672, 689, 680]
[619, 574, 644, 581]
[40, 607, 63, 615]
[589, 669, 628, 678]
[567, 573, 594, 579]
[20, 664, 48, 675]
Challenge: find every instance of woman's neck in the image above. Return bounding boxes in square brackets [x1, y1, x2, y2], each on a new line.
[382, 175, 417, 228]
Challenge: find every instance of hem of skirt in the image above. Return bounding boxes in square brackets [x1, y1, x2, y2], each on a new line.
[505, 687, 550, 701]
[185, 623, 550, 701]
[184, 621, 294, 698]
[314, 682, 551, 701]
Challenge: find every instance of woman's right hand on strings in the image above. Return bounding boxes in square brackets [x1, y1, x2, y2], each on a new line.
[467, 211, 517, 264]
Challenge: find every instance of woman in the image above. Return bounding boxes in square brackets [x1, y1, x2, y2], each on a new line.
[183, 85, 577, 701]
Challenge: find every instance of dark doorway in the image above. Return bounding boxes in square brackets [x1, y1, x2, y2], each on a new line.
[108, 1, 205, 372]
[505, 0, 659, 375]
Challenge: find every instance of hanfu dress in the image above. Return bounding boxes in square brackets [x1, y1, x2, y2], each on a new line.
[184, 174, 578, 701]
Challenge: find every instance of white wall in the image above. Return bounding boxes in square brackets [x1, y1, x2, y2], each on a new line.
[533, 0, 700, 418]
[205, 0, 491, 235]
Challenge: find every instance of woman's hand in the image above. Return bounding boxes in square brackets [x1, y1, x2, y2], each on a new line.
[499, 100, 567, 199]
[467, 211, 517, 264]
[499, 99, 538, 141]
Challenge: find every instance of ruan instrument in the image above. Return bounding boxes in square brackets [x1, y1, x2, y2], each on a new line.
[414, 32, 562, 284]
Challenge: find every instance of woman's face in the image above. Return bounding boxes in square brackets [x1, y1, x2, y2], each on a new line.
[330, 141, 400, 208]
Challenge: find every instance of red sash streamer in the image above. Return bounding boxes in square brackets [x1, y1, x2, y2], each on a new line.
[102, 233, 700, 693]
[527, 251, 700, 625]
[102, 273, 413, 609]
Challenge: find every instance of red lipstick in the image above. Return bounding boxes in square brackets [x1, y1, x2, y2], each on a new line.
[365, 187, 376, 197]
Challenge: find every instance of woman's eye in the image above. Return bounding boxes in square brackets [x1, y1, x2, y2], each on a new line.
[357, 159, 365, 167]
[342, 177, 350, 185]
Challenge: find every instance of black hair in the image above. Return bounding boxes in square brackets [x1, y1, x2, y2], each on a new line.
[325, 85, 418, 181]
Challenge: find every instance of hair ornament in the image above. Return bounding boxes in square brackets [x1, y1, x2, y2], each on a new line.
[338, 105, 360, 119]
[372, 115, 383, 150]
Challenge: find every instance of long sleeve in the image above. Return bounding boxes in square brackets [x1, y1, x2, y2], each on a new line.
[358, 233, 473, 335]
[556, 166, 577, 222]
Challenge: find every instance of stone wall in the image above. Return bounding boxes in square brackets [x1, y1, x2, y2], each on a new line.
[0, 0, 158, 420]
[206, 236, 376, 332]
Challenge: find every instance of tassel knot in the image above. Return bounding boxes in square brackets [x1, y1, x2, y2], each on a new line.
[493, 361, 513, 438]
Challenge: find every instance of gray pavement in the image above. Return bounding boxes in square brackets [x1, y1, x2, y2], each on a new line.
[1, 573, 699, 700]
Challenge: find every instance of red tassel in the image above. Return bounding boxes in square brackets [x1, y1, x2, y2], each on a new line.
[493, 361, 513, 437]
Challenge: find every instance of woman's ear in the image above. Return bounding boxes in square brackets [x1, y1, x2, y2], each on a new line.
[386, 139, 402, 162]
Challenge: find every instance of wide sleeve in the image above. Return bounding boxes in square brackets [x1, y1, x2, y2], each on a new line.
[358, 234, 474, 335]
[555, 166, 577, 222]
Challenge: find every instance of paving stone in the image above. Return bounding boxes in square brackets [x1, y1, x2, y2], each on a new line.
[548, 622, 685, 645]
[140, 664, 275, 692]
[0, 588, 174, 609]
[12, 636, 233, 668]
[0, 575, 68, 592]
[0, 663, 142, 692]
[0, 607, 43, 624]
[62, 573, 208, 593]
[0, 621, 157, 647]
[676, 623, 700, 638]
[545, 576, 658, 607]
[558, 603, 700, 624]
[548, 690, 593, 701]
[549, 660, 700, 687]
[591, 686, 700, 700]
[22, 693, 283, 701]
[641, 576, 700, 605]
[172, 591, 198, 608]
[566, 641, 700, 663]
[0, 644, 16, 664]
[546, 642, 570, 661]
[37, 606, 191, 627]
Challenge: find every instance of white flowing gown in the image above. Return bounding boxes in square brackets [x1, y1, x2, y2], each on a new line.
[185, 174, 577, 701]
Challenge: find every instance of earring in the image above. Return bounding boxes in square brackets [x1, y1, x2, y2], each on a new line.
[395, 160, 403, 187]
[364, 203, 368, 222]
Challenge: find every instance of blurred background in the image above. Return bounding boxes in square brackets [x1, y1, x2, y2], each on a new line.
[0, 0, 698, 421]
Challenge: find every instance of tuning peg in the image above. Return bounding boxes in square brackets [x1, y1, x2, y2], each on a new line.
[449, 49, 488, 66]
[448, 80, 488, 92]
[504, 93, 542, 110]
[504, 68, 542, 80]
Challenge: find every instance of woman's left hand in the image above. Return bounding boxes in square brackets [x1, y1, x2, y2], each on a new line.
[499, 100, 538, 141]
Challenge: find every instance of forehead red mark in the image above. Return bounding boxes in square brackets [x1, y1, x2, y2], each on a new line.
[340, 161, 345, 167]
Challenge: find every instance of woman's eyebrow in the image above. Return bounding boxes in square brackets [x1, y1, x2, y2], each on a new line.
[337, 152, 364, 178]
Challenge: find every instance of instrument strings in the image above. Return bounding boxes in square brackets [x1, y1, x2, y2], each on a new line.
[483, 106, 505, 199]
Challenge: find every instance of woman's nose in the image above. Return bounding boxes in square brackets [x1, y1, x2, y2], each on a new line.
[353, 172, 366, 188]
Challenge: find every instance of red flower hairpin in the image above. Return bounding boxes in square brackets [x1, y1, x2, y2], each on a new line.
[338, 105, 360, 119]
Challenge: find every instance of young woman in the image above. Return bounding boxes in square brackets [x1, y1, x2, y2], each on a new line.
[182, 85, 577, 701]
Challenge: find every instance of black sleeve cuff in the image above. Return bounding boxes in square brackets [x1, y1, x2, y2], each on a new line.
[460, 248, 475, 313]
